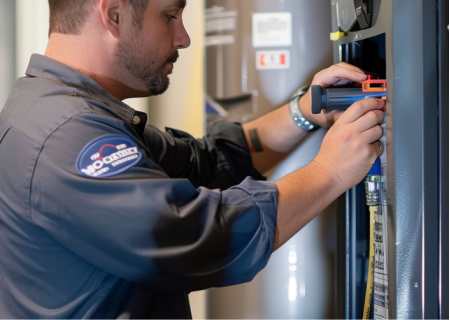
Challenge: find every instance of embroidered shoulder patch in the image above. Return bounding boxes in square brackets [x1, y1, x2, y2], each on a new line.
[76, 135, 142, 178]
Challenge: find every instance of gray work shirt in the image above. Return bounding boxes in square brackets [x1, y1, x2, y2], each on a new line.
[0, 54, 278, 319]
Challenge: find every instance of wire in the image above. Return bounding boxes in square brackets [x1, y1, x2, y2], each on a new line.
[363, 206, 377, 319]
[363, 158, 382, 319]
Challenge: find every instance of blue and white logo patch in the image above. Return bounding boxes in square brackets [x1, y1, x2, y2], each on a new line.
[76, 135, 142, 178]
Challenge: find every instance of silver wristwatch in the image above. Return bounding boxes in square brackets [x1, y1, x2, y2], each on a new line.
[289, 86, 319, 131]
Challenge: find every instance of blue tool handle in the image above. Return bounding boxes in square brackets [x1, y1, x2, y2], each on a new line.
[311, 85, 386, 114]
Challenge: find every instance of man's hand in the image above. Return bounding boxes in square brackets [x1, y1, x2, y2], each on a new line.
[299, 62, 368, 129]
[273, 97, 385, 250]
[313, 97, 385, 191]
[242, 62, 377, 176]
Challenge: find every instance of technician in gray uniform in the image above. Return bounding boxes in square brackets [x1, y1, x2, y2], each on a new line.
[0, 0, 385, 318]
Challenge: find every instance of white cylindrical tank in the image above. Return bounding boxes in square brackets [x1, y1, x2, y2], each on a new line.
[205, 1, 335, 318]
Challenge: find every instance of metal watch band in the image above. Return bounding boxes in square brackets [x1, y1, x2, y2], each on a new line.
[289, 86, 320, 131]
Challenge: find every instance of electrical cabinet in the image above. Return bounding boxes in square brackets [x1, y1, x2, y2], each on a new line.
[332, 0, 448, 318]
[205, 1, 335, 318]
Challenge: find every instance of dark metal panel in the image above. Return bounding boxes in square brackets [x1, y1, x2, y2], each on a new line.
[392, 0, 444, 318]
[438, 0, 449, 318]
[391, 1, 425, 318]
[335, 193, 346, 319]
[422, 2, 440, 318]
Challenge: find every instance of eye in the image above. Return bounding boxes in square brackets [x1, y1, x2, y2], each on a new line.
[166, 14, 177, 21]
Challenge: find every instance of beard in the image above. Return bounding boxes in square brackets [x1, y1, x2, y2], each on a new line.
[115, 38, 179, 96]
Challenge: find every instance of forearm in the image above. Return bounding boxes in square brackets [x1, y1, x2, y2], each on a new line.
[272, 160, 345, 251]
[242, 102, 310, 174]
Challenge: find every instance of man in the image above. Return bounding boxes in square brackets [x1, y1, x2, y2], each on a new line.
[0, 0, 384, 318]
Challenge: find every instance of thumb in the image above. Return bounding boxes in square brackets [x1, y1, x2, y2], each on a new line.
[375, 141, 384, 158]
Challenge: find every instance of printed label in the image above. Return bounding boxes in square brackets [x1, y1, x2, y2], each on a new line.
[205, 35, 235, 47]
[206, 17, 237, 33]
[205, 6, 238, 34]
[256, 50, 290, 70]
[76, 135, 142, 178]
[252, 12, 292, 47]
[373, 205, 389, 319]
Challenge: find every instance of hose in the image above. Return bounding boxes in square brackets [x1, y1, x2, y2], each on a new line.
[363, 158, 381, 319]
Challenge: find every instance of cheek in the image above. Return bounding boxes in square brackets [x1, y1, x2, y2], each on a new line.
[146, 23, 174, 46]
[138, 21, 176, 58]
[144, 19, 164, 35]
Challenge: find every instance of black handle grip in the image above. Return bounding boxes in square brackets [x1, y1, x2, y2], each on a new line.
[311, 85, 323, 115]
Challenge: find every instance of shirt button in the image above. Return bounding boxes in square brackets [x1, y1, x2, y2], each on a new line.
[133, 116, 141, 125]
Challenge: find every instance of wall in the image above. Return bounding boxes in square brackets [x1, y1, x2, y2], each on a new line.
[0, 1, 16, 110]
[144, 1, 205, 139]
[16, 0, 49, 78]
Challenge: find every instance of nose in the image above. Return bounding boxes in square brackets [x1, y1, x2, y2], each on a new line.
[175, 21, 191, 49]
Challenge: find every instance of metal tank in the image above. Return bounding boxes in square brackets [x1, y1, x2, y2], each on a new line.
[204, 1, 335, 318]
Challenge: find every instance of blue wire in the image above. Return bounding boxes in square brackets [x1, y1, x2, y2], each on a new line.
[368, 158, 382, 176]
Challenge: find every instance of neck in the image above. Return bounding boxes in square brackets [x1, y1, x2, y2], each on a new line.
[45, 33, 151, 100]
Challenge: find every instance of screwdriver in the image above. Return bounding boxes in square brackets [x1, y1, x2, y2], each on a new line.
[311, 76, 386, 114]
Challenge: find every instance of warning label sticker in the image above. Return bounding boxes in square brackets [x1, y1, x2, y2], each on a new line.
[256, 50, 290, 70]
[205, 35, 235, 47]
[252, 12, 292, 48]
[205, 6, 238, 34]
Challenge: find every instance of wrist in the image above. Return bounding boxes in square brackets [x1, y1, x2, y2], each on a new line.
[312, 154, 347, 192]
[289, 86, 319, 132]
[299, 90, 334, 129]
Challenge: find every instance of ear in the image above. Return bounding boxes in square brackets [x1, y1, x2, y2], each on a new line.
[98, 0, 121, 38]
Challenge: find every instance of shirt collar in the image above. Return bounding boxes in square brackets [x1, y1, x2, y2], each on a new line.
[25, 54, 147, 131]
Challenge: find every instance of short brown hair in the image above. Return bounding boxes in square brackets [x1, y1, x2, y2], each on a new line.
[48, 0, 149, 35]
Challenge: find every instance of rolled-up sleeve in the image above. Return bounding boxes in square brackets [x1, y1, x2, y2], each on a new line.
[30, 114, 277, 292]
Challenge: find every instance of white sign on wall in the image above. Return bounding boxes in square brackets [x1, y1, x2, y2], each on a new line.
[252, 12, 292, 48]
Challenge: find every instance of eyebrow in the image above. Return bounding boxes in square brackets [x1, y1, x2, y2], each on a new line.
[165, 0, 187, 10]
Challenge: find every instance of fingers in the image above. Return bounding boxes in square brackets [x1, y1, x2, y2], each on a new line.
[360, 124, 384, 145]
[352, 109, 385, 133]
[312, 62, 367, 87]
[337, 62, 366, 73]
[340, 98, 386, 124]
[346, 99, 385, 158]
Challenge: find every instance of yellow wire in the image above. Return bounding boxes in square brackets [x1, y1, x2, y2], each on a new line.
[363, 206, 376, 319]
